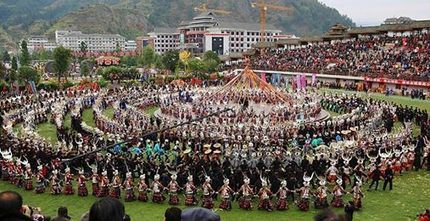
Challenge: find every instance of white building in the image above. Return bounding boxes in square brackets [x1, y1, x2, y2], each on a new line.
[147, 28, 180, 54]
[55, 30, 126, 52]
[55, 30, 82, 44]
[203, 21, 282, 55]
[27, 36, 57, 52]
[124, 40, 137, 52]
[177, 11, 283, 55]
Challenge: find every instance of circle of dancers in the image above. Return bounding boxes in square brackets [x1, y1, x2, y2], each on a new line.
[1, 84, 429, 213]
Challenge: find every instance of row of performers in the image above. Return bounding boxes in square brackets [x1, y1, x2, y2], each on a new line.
[4, 166, 363, 212]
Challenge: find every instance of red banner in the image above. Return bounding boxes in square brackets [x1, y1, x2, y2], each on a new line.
[364, 77, 430, 87]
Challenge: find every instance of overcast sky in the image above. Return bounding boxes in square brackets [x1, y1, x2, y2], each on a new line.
[318, 0, 430, 26]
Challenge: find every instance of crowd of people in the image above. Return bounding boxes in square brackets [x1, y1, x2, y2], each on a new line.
[248, 33, 430, 81]
[0, 75, 429, 220]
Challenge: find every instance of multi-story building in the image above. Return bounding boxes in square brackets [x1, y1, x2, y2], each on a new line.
[203, 21, 282, 55]
[178, 12, 218, 54]
[124, 40, 137, 52]
[144, 12, 283, 55]
[27, 36, 57, 52]
[146, 28, 180, 54]
[55, 30, 82, 44]
[55, 30, 126, 52]
[177, 11, 283, 55]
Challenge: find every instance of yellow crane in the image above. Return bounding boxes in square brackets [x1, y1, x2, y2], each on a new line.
[194, 3, 231, 15]
[251, 0, 292, 42]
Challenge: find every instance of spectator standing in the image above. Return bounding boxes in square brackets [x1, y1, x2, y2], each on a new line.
[383, 166, 394, 191]
[344, 201, 355, 221]
[368, 167, 382, 191]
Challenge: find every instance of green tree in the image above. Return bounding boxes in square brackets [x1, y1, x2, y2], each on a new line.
[80, 41, 88, 53]
[18, 66, 40, 84]
[8, 69, 17, 83]
[101, 66, 123, 83]
[154, 53, 163, 69]
[11, 57, 18, 71]
[20, 40, 31, 66]
[31, 49, 53, 61]
[204, 59, 220, 73]
[80, 62, 90, 77]
[53, 46, 72, 84]
[0, 62, 6, 80]
[202, 51, 221, 72]
[121, 56, 137, 67]
[203, 50, 221, 64]
[2, 51, 11, 63]
[138, 46, 155, 67]
[162, 51, 179, 72]
[188, 58, 205, 73]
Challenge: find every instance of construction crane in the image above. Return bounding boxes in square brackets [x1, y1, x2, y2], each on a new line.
[251, 0, 292, 42]
[194, 3, 231, 15]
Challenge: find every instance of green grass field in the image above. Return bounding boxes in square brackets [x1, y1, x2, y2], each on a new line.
[4, 89, 430, 221]
[82, 108, 96, 127]
[102, 107, 115, 120]
[36, 122, 58, 145]
[326, 110, 341, 117]
[319, 88, 430, 112]
[144, 105, 159, 117]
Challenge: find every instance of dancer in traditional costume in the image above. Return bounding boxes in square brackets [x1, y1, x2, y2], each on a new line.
[218, 178, 234, 211]
[14, 159, 23, 188]
[201, 176, 214, 209]
[151, 174, 165, 203]
[35, 165, 45, 194]
[110, 170, 121, 199]
[124, 172, 136, 202]
[63, 167, 74, 195]
[51, 169, 62, 195]
[77, 169, 88, 197]
[184, 175, 197, 206]
[138, 174, 149, 202]
[0, 149, 12, 181]
[97, 170, 109, 197]
[167, 174, 180, 205]
[351, 176, 364, 210]
[326, 160, 338, 183]
[331, 178, 345, 208]
[314, 178, 329, 209]
[275, 180, 290, 211]
[258, 178, 273, 211]
[296, 173, 313, 211]
[238, 177, 253, 210]
[91, 167, 100, 196]
[23, 163, 33, 190]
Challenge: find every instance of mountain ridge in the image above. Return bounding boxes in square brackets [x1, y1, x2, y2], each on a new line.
[0, 0, 355, 51]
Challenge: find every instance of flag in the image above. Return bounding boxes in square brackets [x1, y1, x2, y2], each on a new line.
[300, 74, 306, 90]
[261, 72, 267, 83]
[296, 75, 301, 90]
[29, 81, 38, 94]
[312, 73, 317, 86]
[271, 73, 277, 85]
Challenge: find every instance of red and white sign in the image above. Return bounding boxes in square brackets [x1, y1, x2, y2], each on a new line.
[364, 77, 430, 87]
